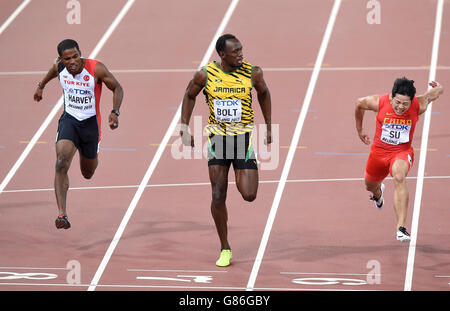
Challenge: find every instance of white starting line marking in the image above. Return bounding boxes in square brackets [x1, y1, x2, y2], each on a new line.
[128, 269, 227, 273]
[3, 175, 450, 194]
[0, 282, 377, 290]
[281, 272, 381, 276]
[0, 266, 69, 270]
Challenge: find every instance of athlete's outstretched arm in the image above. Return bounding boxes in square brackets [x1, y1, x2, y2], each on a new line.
[95, 62, 124, 130]
[355, 95, 379, 145]
[180, 68, 206, 147]
[418, 81, 444, 115]
[252, 66, 272, 145]
[33, 63, 59, 102]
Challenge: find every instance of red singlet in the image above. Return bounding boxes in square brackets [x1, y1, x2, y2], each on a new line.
[365, 93, 420, 182]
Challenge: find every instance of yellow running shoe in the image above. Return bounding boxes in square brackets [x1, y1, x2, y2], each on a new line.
[216, 249, 232, 267]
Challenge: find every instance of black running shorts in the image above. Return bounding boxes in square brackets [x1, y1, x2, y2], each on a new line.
[207, 132, 257, 170]
[56, 112, 100, 159]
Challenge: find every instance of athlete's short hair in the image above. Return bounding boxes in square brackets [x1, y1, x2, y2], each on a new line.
[57, 39, 80, 56]
[215, 34, 237, 54]
[392, 77, 416, 100]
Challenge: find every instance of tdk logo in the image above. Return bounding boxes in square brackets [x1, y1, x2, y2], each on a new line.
[216, 99, 240, 107]
[67, 88, 92, 95]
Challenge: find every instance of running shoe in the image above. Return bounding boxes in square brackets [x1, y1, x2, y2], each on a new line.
[216, 249, 232, 267]
[396, 226, 411, 242]
[369, 183, 385, 209]
[55, 215, 71, 229]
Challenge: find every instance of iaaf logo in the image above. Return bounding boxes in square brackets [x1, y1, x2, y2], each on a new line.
[171, 116, 279, 171]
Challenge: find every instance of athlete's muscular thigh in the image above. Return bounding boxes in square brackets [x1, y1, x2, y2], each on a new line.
[235, 169, 258, 202]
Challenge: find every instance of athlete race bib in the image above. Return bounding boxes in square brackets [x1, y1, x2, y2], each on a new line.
[380, 122, 411, 145]
[213, 99, 242, 123]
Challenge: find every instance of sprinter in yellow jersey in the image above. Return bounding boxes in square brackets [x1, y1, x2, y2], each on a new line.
[180, 34, 272, 267]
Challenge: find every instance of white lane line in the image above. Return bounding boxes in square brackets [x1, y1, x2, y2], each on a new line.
[0, 0, 31, 35]
[246, 0, 342, 291]
[264, 66, 448, 71]
[404, 0, 444, 292]
[0, 0, 135, 195]
[0, 71, 47, 75]
[3, 175, 450, 194]
[0, 282, 381, 291]
[280, 272, 381, 276]
[0, 266, 68, 270]
[2, 66, 450, 76]
[87, 0, 241, 291]
[127, 269, 227, 273]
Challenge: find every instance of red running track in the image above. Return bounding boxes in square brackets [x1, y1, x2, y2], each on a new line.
[0, 0, 449, 292]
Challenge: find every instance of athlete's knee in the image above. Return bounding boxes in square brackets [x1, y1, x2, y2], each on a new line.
[81, 164, 97, 179]
[241, 190, 257, 202]
[80, 158, 98, 179]
[55, 154, 71, 173]
[392, 160, 409, 185]
[81, 169, 95, 179]
[211, 185, 227, 206]
[392, 171, 406, 185]
[364, 180, 378, 192]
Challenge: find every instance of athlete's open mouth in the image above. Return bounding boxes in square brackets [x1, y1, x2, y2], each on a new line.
[69, 65, 78, 72]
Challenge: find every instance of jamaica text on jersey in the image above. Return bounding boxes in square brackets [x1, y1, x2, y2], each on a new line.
[203, 61, 253, 136]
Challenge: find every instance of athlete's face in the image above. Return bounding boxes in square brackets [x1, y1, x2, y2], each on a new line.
[391, 94, 412, 115]
[60, 48, 83, 75]
[221, 39, 243, 68]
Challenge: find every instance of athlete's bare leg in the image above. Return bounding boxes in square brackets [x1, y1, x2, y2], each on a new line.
[55, 139, 77, 216]
[391, 159, 409, 229]
[235, 169, 258, 202]
[365, 179, 383, 199]
[209, 165, 231, 250]
[79, 152, 98, 180]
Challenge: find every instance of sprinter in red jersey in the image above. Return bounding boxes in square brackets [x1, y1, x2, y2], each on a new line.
[355, 77, 443, 242]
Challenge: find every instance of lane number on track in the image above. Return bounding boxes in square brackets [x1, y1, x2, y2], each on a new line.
[136, 275, 213, 283]
[0, 272, 58, 280]
[287, 260, 382, 287]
